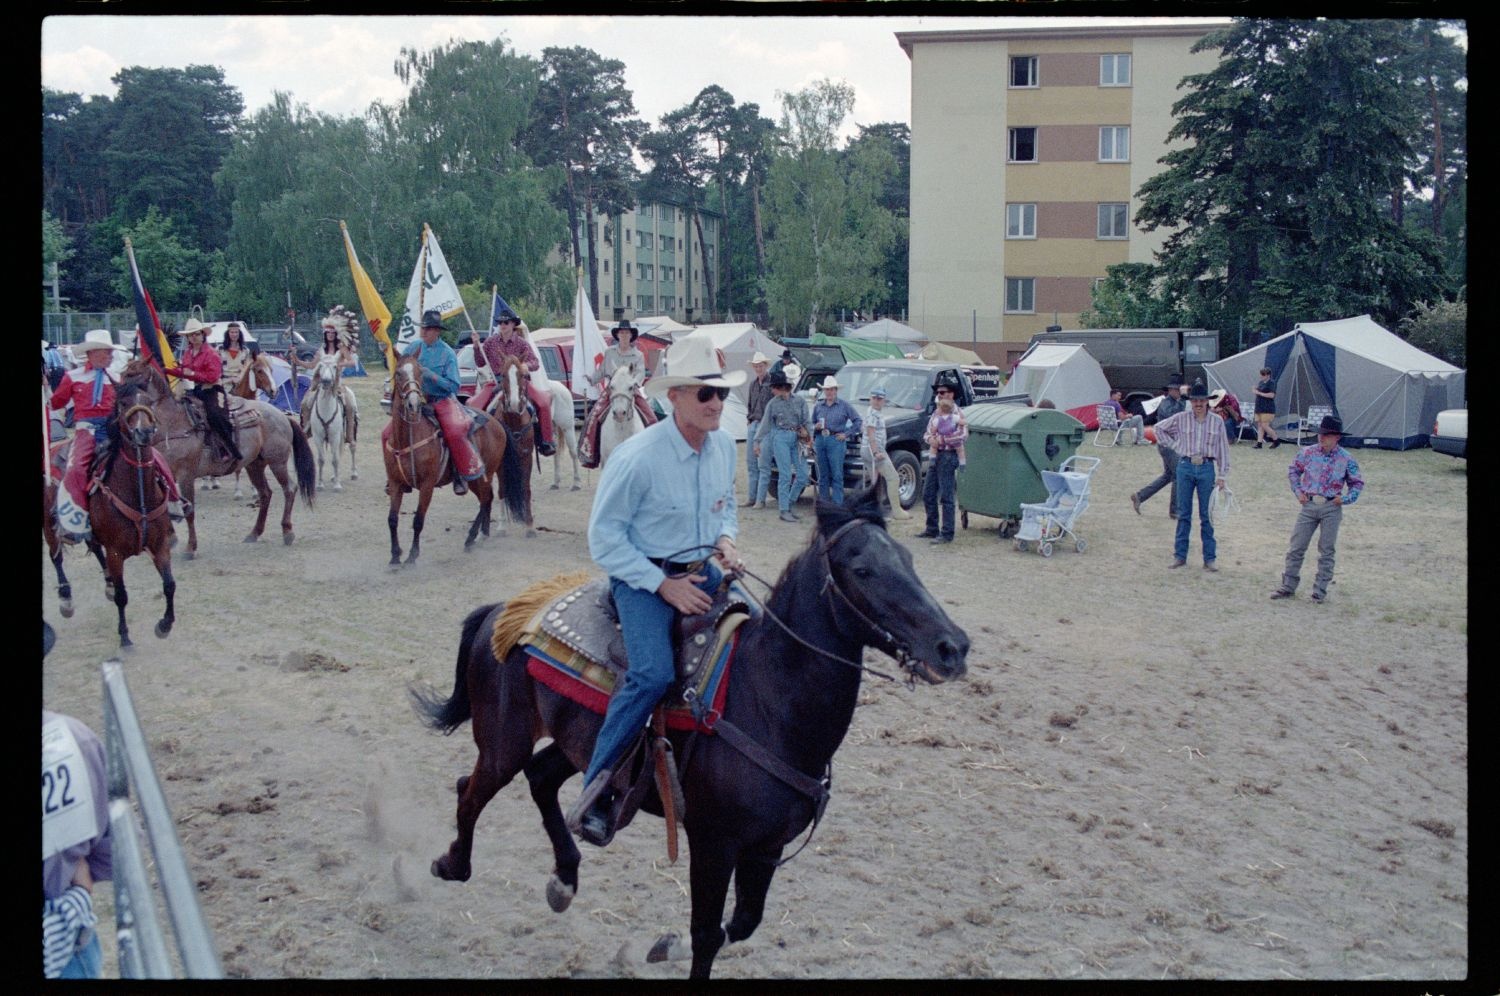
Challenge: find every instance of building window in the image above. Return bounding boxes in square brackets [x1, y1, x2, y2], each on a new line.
[678, 238, 683, 251]
[625, 228, 631, 241]
[664, 296, 675, 310]
[1005, 203, 1037, 239]
[604, 294, 610, 307]
[1097, 203, 1129, 239]
[1005, 278, 1035, 314]
[1100, 54, 1131, 87]
[640, 295, 654, 310]
[639, 204, 653, 218]
[661, 205, 675, 222]
[1099, 126, 1130, 162]
[602, 259, 609, 273]
[1009, 56, 1038, 88]
[642, 264, 654, 281]
[626, 295, 632, 308]
[659, 234, 669, 251]
[625, 262, 631, 275]
[1008, 127, 1037, 163]
[639, 231, 651, 248]
[706, 245, 715, 264]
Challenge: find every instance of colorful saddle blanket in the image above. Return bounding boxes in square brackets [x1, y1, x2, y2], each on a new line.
[519, 579, 746, 733]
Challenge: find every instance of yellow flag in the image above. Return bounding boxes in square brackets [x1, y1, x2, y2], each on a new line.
[340, 221, 396, 376]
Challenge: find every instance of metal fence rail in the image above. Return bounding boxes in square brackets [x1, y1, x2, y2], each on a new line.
[102, 660, 222, 979]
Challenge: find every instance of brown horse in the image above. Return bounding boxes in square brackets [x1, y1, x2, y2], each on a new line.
[43, 474, 103, 620]
[121, 358, 315, 558]
[88, 382, 178, 649]
[481, 354, 536, 536]
[382, 352, 527, 566]
[411, 488, 970, 978]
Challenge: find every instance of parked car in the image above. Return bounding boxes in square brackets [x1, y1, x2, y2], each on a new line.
[1431, 408, 1467, 459]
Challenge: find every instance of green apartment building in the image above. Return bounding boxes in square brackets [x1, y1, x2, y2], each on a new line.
[573, 199, 722, 323]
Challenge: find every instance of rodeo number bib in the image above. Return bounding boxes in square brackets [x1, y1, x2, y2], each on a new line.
[42, 716, 98, 861]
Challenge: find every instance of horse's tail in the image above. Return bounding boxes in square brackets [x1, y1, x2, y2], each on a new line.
[289, 417, 317, 509]
[499, 426, 529, 523]
[410, 602, 499, 734]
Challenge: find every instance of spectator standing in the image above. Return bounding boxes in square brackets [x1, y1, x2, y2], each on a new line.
[1152, 382, 1230, 571]
[1251, 367, 1282, 449]
[861, 386, 911, 519]
[1270, 415, 1363, 603]
[810, 376, 861, 505]
[918, 376, 968, 544]
[744, 352, 774, 508]
[1208, 388, 1244, 442]
[1130, 382, 1186, 518]
[753, 370, 811, 522]
[42, 623, 112, 979]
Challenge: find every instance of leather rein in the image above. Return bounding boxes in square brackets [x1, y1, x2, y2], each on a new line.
[98, 404, 168, 547]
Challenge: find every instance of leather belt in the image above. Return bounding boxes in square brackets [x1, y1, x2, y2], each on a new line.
[1189, 456, 1215, 465]
[1309, 494, 1332, 505]
[650, 556, 708, 575]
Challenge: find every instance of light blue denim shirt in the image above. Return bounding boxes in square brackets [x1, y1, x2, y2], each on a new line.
[401, 337, 460, 400]
[588, 414, 739, 593]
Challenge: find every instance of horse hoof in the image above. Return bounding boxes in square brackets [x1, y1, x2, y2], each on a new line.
[60, 602, 74, 619]
[333, 483, 343, 493]
[546, 875, 576, 913]
[431, 857, 470, 882]
[571, 484, 581, 492]
[154, 620, 172, 639]
[647, 933, 689, 963]
[119, 639, 133, 652]
[549, 483, 560, 491]
[526, 528, 537, 538]
[184, 549, 195, 560]
[210, 481, 220, 490]
[243, 534, 259, 543]
[351, 471, 359, 480]
[283, 532, 295, 546]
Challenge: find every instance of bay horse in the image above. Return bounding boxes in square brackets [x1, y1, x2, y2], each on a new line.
[411, 488, 970, 979]
[597, 364, 647, 469]
[88, 382, 178, 649]
[482, 355, 536, 536]
[382, 352, 527, 565]
[120, 358, 316, 558]
[43, 475, 103, 620]
[307, 352, 357, 492]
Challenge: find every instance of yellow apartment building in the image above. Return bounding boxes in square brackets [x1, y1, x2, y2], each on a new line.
[897, 22, 1230, 364]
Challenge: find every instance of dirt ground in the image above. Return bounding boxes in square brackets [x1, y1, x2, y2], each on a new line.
[41, 375, 1468, 981]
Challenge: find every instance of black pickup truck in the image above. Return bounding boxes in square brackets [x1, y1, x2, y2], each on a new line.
[801, 359, 983, 509]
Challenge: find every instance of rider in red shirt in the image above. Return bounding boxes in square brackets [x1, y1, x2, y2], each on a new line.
[166, 320, 243, 462]
[468, 310, 556, 456]
[50, 330, 186, 542]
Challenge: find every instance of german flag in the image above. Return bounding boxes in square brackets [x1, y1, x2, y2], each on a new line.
[124, 237, 175, 379]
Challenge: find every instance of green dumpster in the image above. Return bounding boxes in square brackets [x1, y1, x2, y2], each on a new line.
[956, 404, 1085, 537]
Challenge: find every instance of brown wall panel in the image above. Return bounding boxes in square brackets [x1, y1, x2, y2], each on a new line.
[1041, 124, 1117, 163]
[1038, 202, 1104, 240]
[1041, 52, 1106, 87]
[1037, 276, 1097, 315]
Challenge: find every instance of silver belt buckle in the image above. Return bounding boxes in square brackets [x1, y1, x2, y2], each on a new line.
[1310, 495, 1329, 505]
[1190, 456, 1205, 466]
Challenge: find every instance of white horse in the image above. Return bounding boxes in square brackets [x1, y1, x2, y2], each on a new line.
[538, 377, 581, 491]
[597, 364, 647, 469]
[307, 353, 358, 491]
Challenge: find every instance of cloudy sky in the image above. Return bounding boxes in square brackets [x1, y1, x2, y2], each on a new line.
[41, 13, 1229, 135]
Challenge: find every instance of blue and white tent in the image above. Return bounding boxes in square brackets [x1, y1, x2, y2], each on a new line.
[1204, 315, 1464, 450]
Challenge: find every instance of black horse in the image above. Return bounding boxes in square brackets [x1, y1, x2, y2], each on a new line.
[412, 486, 969, 978]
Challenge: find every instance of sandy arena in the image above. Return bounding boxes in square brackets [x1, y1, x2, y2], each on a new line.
[41, 375, 1468, 980]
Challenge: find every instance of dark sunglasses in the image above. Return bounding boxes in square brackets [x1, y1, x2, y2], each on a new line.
[696, 385, 731, 403]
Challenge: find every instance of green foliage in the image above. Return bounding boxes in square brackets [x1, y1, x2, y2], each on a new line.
[1137, 19, 1452, 336]
[1079, 264, 1188, 329]
[1399, 297, 1465, 367]
[762, 80, 896, 333]
[113, 206, 217, 311]
[42, 210, 72, 274]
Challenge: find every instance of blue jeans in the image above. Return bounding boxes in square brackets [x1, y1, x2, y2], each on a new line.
[746, 421, 761, 500]
[59, 932, 102, 979]
[750, 426, 775, 505]
[584, 563, 723, 784]
[1174, 459, 1218, 563]
[813, 434, 847, 504]
[771, 429, 808, 512]
[923, 450, 959, 538]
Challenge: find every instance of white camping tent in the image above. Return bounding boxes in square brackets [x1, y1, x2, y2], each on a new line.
[1205, 315, 1464, 450]
[1009, 342, 1111, 413]
[633, 315, 694, 339]
[652, 323, 779, 442]
[846, 318, 928, 344]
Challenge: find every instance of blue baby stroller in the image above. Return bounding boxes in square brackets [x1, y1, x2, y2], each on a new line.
[1013, 455, 1101, 557]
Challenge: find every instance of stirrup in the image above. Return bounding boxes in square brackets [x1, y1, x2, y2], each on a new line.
[566, 770, 616, 838]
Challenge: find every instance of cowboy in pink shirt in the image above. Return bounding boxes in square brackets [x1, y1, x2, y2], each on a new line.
[467, 309, 556, 456]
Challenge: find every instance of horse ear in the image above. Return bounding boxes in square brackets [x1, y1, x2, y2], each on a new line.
[847, 483, 887, 526]
[813, 496, 853, 535]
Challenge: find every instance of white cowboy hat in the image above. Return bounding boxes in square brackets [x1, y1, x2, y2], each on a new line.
[80, 329, 128, 353]
[750, 351, 771, 365]
[820, 375, 841, 389]
[182, 317, 211, 336]
[645, 330, 748, 398]
[1207, 388, 1228, 405]
[783, 362, 801, 383]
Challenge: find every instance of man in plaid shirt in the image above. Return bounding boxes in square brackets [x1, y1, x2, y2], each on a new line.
[1152, 382, 1230, 571]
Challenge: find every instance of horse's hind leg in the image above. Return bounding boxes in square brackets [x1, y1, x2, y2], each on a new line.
[406, 488, 433, 564]
[433, 715, 532, 883]
[464, 479, 492, 550]
[233, 470, 244, 500]
[50, 547, 74, 618]
[524, 743, 582, 912]
[685, 836, 738, 979]
[243, 460, 273, 543]
[151, 541, 176, 639]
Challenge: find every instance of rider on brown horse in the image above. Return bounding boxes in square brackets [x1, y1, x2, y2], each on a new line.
[50, 329, 187, 543]
[381, 310, 484, 495]
[580, 320, 657, 469]
[468, 309, 556, 457]
[167, 318, 244, 463]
